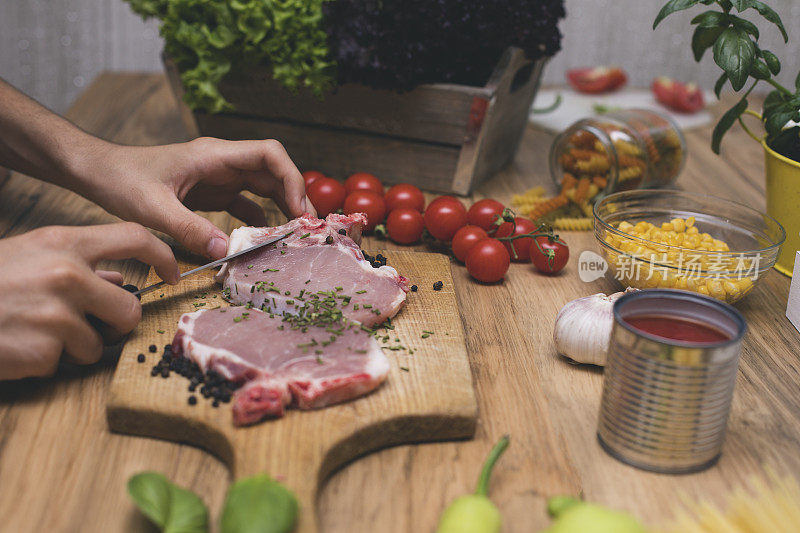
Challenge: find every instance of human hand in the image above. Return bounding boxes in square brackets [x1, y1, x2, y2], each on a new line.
[80, 138, 314, 260]
[0, 223, 178, 380]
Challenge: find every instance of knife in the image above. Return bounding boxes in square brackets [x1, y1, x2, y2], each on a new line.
[129, 231, 293, 297]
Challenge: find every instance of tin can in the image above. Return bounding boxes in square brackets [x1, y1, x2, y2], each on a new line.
[597, 289, 746, 474]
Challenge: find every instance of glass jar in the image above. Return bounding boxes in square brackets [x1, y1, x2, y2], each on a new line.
[549, 109, 686, 196]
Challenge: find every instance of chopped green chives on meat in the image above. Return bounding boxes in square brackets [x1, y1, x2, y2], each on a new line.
[247, 265, 254, 269]
[280, 250, 286, 255]
[362, 304, 372, 309]
[286, 300, 294, 305]
[305, 279, 311, 284]
[159, 293, 164, 298]
[316, 354, 324, 363]
[157, 329, 165, 334]
[400, 366, 410, 372]
[250, 286, 255, 293]
[300, 233, 311, 239]
[233, 316, 243, 323]
[422, 333, 431, 339]
[422, 330, 434, 335]
[353, 304, 359, 311]
[263, 268, 280, 272]
[355, 290, 367, 294]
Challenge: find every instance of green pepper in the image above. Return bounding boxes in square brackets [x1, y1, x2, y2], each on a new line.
[542, 496, 647, 533]
[436, 435, 510, 533]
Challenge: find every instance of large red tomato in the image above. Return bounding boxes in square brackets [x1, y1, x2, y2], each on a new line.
[343, 191, 386, 232]
[567, 66, 627, 94]
[465, 239, 510, 283]
[495, 217, 539, 262]
[386, 208, 425, 244]
[467, 199, 505, 232]
[652, 77, 704, 113]
[452, 225, 489, 262]
[307, 177, 346, 217]
[384, 183, 425, 212]
[424, 196, 467, 242]
[344, 172, 384, 196]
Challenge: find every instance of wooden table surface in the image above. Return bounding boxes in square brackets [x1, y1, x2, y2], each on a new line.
[1, 73, 799, 533]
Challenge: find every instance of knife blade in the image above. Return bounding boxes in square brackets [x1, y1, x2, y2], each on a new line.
[130, 231, 293, 297]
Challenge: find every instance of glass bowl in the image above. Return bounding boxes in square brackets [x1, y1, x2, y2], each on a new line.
[593, 190, 785, 303]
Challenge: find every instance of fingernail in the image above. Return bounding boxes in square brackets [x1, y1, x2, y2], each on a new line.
[207, 236, 228, 259]
[300, 197, 308, 214]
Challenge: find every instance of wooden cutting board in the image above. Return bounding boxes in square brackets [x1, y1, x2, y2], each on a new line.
[107, 250, 476, 532]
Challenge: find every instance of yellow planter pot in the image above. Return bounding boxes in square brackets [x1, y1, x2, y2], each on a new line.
[764, 140, 800, 277]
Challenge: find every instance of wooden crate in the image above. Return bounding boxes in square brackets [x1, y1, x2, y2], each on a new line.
[164, 48, 546, 195]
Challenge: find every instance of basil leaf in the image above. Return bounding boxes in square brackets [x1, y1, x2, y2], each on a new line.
[761, 50, 780, 75]
[734, 0, 788, 42]
[220, 475, 298, 533]
[128, 472, 209, 533]
[692, 26, 725, 61]
[795, 70, 800, 92]
[729, 15, 759, 39]
[654, 0, 700, 29]
[765, 103, 795, 138]
[751, 1, 788, 42]
[712, 97, 748, 154]
[690, 11, 728, 27]
[714, 72, 728, 98]
[713, 27, 755, 91]
[750, 60, 771, 80]
[763, 89, 787, 115]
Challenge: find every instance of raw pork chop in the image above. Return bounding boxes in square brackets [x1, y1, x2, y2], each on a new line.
[216, 213, 409, 327]
[173, 307, 389, 425]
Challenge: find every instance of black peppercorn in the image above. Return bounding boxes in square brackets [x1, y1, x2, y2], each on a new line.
[149, 344, 157, 353]
[188, 396, 197, 405]
[212, 400, 220, 408]
[433, 281, 443, 291]
[137, 354, 146, 363]
[411, 285, 418, 292]
[326, 235, 334, 244]
[338, 228, 347, 235]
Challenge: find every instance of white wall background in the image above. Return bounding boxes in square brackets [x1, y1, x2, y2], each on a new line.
[1, 0, 799, 113]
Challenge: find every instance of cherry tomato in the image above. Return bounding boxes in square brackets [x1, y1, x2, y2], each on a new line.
[652, 77, 704, 113]
[386, 208, 425, 244]
[465, 239, 510, 283]
[307, 177, 346, 217]
[452, 225, 489, 263]
[424, 196, 468, 241]
[495, 217, 539, 262]
[567, 66, 627, 94]
[344, 172, 384, 196]
[302, 170, 326, 190]
[343, 190, 386, 232]
[530, 235, 569, 274]
[467, 199, 505, 232]
[384, 183, 425, 212]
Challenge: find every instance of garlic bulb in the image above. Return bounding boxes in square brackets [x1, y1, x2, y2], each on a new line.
[553, 289, 637, 366]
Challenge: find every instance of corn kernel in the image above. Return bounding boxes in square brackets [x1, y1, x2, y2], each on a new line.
[661, 222, 674, 232]
[686, 216, 696, 228]
[687, 226, 699, 235]
[671, 218, 686, 233]
[697, 285, 710, 296]
[707, 279, 726, 300]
